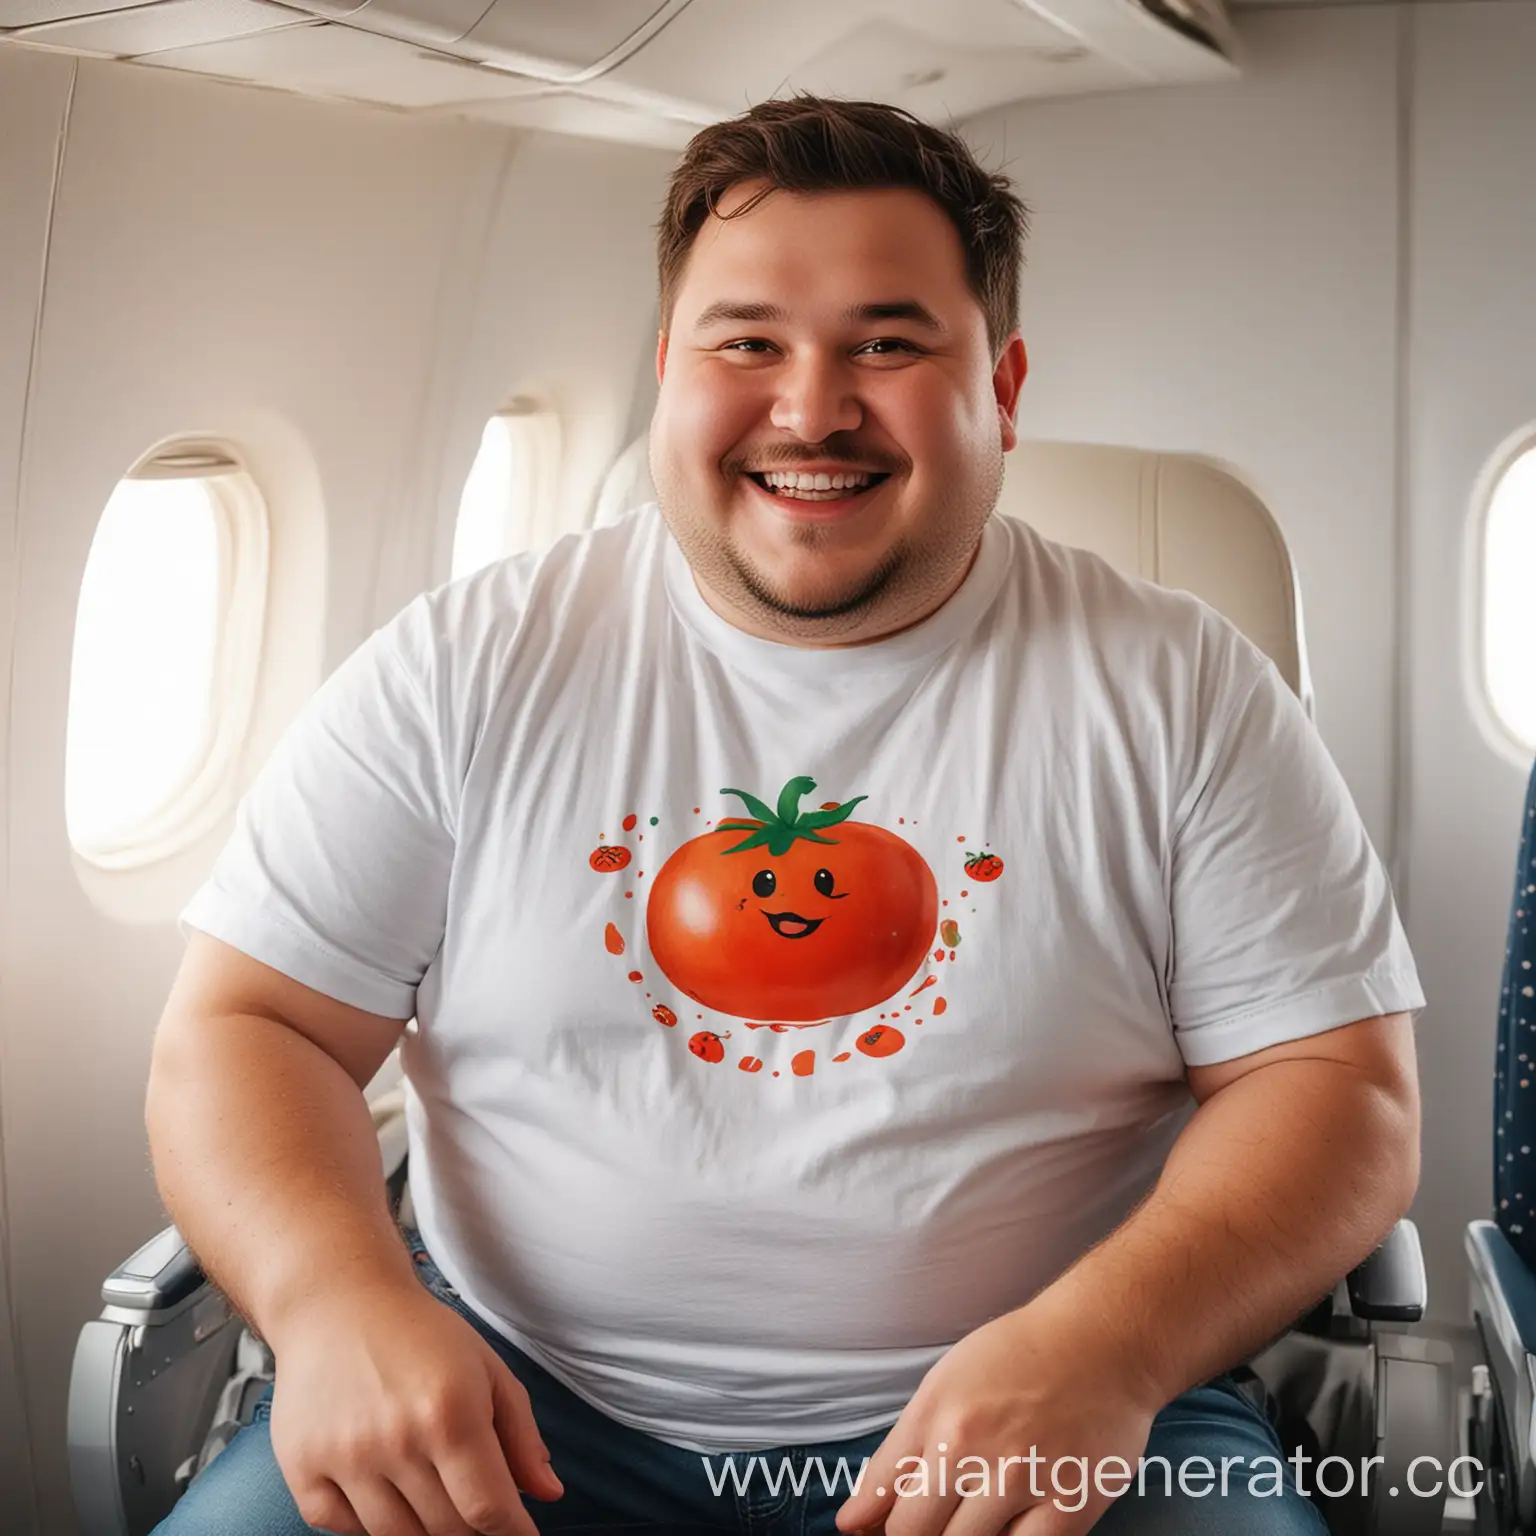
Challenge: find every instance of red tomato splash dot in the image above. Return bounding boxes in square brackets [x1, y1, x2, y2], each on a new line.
[933, 948, 944, 963]
[792, 1050, 816, 1077]
[689, 1030, 726, 1063]
[933, 997, 948, 1015]
[772, 1071, 780, 1078]
[957, 835, 966, 843]
[693, 807, 701, 814]
[622, 813, 638, 831]
[961, 889, 969, 898]
[604, 923, 625, 955]
[653, 1004, 677, 1028]
[625, 891, 633, 899]
[628, 970, 643, 983]
[856, 1025, 906, 1059]
[908, 974, 938, 998]
[820, 802, 840, 810]
[833, 1052, 851, 1063]
[739, 1056, 763, 1073]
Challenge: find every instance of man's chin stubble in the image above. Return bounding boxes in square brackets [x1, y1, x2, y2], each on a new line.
[727, 545, 902, 630]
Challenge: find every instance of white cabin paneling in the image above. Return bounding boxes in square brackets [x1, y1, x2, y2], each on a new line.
[1404, 1, 1536, 1335]
[0, 44, 75, 1536]
[964, 5, 1404, 857]
[0, 46, 669, 1531]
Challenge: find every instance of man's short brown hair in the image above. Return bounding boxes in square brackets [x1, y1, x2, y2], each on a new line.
[657, 95, 1029, 358]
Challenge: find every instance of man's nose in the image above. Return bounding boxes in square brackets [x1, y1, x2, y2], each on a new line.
[768, 353, 863, 443]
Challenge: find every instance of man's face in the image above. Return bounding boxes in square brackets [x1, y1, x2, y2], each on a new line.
[649, 182, 1028, 646]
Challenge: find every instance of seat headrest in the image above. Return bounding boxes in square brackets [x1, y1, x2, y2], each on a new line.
[596, 435, 1310, 706]
[999, 441, 1310, 705]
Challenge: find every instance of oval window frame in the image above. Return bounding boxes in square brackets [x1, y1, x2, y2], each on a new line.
[66, 439, 270, 871]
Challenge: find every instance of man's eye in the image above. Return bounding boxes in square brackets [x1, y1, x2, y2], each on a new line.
[722, 338, 774, 353]
[857, 337, 920, 355]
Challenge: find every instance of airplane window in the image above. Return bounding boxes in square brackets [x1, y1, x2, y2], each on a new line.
[1484, 442, 1536, 754]
[66, 447, 269, 868]
[450, 399, 561, 579]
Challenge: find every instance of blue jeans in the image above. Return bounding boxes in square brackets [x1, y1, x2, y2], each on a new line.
[154, 1229, 1328, 1536]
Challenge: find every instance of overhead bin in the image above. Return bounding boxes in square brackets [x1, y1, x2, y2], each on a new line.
[3, 0, 1240, 147]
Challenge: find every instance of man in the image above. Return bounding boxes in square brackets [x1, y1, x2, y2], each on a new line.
[149, 96, 1423, 1536]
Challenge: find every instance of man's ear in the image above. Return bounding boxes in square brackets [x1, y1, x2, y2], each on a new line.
[994, 334, 1028, 452]
[656, 331, 669, 384]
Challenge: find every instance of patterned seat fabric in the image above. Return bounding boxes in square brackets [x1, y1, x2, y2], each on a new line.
[1495, 760, 1536, 1266]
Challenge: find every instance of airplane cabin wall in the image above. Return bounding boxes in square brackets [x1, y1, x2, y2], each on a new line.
[1405, 3, 1536, 1351]
[0, 46, 670, 1534]
[1, 5, 1532, 1530]
[966, 2, 1535, 1337]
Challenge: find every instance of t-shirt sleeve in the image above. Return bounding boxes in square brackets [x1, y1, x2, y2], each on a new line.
[179, 596, 454, 1019]
[1167, 650, 1425, 1067]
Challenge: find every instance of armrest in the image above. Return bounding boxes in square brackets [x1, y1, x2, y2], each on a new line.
[101, 1224, 206, 1313]
[1345, 1218, 1426, 1323]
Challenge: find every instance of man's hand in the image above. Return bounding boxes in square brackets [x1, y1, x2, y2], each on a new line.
[266, 1278, 564, 1536]
[835, 1306, 1162, 1536]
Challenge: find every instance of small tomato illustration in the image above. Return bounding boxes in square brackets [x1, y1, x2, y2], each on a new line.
[689, 1030, 728, 1063]
[591, 845, 632, 873]
[652, 1003, 677, 1027]
[647, 777, 938, 1020]
[964, 850, 1004, 883]
[856, 1024, 906, 1058]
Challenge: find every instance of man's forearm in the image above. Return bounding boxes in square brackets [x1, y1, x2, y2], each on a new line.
[1019, 1045, 1419, 1407]
[145, 1009, 418, 1346]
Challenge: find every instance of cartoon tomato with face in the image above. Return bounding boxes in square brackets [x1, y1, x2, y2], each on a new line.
[646, 777, 938, 1020]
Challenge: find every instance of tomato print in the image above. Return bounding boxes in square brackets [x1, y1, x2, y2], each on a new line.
[964, 850, 1004, 882]
[652, 1004, 677, 1028]
[591, 845, 632, 873]
[856, 1024, 905, 1058]
[647, 777, 937, 1020]
[689, 1030, 728, 1064]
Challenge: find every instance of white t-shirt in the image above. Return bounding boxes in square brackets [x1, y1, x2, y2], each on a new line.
[182, 505, 1424, 1452]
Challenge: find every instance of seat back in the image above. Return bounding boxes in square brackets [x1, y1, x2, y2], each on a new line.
[595, 436, 1311, 703]
[1496, 760, 1536, 1264]
[996, 440, 1310, 704]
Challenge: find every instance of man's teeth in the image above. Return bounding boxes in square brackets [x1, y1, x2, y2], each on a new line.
[758, 470, 875, 501]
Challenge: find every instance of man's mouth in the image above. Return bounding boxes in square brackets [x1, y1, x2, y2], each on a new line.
[744, 469, 890, 504]
[763, 910, 824, 938]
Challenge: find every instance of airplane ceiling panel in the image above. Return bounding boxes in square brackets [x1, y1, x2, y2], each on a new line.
[602, 0, 1100, 120]
[323, 0, 501, 51]
[3, 0, 1236, 146]
[465, 90, 703, 153]
[776, 19, 1128, 119]
[0, 1, 148, 25]
[141, 21, 550, 108]
[7, 0, 306, 58]
[597, 0, 857, 111]
[457, 0, 683, 79]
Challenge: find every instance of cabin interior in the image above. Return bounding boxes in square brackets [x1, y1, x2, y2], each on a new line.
[1, 1, 1534, 1533]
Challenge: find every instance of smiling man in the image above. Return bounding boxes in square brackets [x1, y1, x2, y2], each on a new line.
[148, 98, 1424, 1536]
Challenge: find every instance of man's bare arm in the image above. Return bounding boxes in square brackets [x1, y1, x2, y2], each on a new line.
[836, 1012, 1419, 1534]
[145, 931, 560, 1535]
[1030, 1010, 1421, 1404]
[144, 930, 416, 1340]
